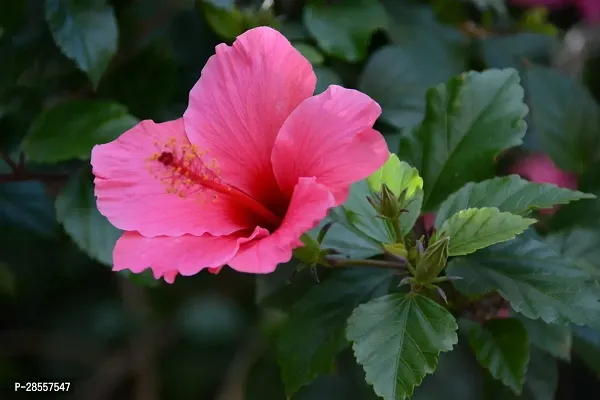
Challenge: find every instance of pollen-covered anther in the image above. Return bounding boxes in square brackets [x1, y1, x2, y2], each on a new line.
[146, 138, 223, 201]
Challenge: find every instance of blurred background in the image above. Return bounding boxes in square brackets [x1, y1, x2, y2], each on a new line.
[2, 0, 600, 399]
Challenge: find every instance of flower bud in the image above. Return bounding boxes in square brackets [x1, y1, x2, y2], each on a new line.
[414, 236, 450, 284]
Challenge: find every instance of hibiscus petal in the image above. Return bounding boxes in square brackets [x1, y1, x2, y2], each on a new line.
[184, 26, 316, 209]
[92, 118, 255, 237]
[271, 85, 388, 205]
[113, 227, 268, 280]
[228, 177, 335, 274]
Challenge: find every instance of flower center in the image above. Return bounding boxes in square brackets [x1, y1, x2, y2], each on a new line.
[146, 138, 281, 228]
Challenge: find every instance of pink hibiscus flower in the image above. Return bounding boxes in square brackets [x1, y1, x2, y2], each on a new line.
[90, 27, 388, 283]
[508, 152, 579, 214]
[511, 0, 600, 24]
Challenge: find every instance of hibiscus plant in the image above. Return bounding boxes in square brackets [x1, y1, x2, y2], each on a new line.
[2, 0, 600, 399]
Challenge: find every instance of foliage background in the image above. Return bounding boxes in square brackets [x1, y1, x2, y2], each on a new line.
[1, 0, 600, 399]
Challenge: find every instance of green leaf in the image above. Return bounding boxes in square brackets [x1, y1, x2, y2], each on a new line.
[118, 270, 159, 288]
[545, 228, 600, 280]
[434, 175, 595, 228]
[0, 263, 16, 296]
[525, 66, 600, 173]
[311, 218, 383, 259]
[55, 170, 121, 266]
[202, 1, 245, 40]
[293, 43, 324, 66]
[367, 154, 423, 199]
[347, 293, 458, 400]
[358, 42, 466, 129]
[411, 343, 484, 400]
[447, 236, 600, 329]
[480, 33, 557, 70]
[359, 1, 467, 129]
[483, 347, 558, 400]
[24, 100, 138, 163]
[399, 69, 528, 211]
[45, 0, 118, 88]
[467, 318, 529, 394]
[303, 0, 387, 62]
[0, 182, 56, 237]
[572, 325, 600, 374]
[314, 67, 342, 95]
[549, 188, 600, 231]
[329, 180, 394, 247]
[515, 313, 572, 361]
[277, 268, 392, 397]
[366, 155, 424, 235]
[438, 208, 536, 256]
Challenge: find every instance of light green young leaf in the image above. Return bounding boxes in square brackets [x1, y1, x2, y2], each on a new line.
[24, 100, 138, 163]
[526, 66, 600, 173]
[467, 318, 530, 394]
[399, 69, 528, 210]
[46, 0, 118, 88]
[303, 0, 387, 62]
[55, 170, 121, 266]
[438, 208, 536, 256]
[434, 175, 595, 228]
[347, 293, 458, 400]
[367, 153, 423, 199]
[447, 236, 600, 329]
[366, 154, 424, 235]
[277, 268, 392, 397]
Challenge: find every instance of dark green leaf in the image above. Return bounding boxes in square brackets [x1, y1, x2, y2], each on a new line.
[545, 228, 600, 280]
[0, 263, 16, 296]
[55, 170, 121, 266]
[45, 0, 118, 88]
[525, 66, 600, 173]
[549, 188, 600, 231]
[467, 318, 529, 394]
[277, 268, 392, 397]
[24, 100, 138, 163]
[438, 207, 535, 256]
[118, 269, 159, 288]
[347, 293, 458, 400]
[483, 348, 558, 400]
[480, 33, 557, 70]
[412, 343, 484, 400]
[572, 325, 600, 374]
[314, 67, 342, 95]
[399, 69, 528, 211]
[434, 175, 595, 228]
[0, 181, 56, 236]
[303, 0, 387, 62]
[329, 180, 393, 249]
[515, 313, 571, 361]
[293, 43, 324, 65]
[468, 0, 507, 13]
[448, 236, 600, 329]
[359, 40, 466, 129]
[202, 1, 245, 40]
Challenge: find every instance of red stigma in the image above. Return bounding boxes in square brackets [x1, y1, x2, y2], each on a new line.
[157, 151, 174, 166]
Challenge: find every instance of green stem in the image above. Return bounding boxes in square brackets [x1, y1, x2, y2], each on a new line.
[391, 217, 403, 244]
[328, 259, 406, 270]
